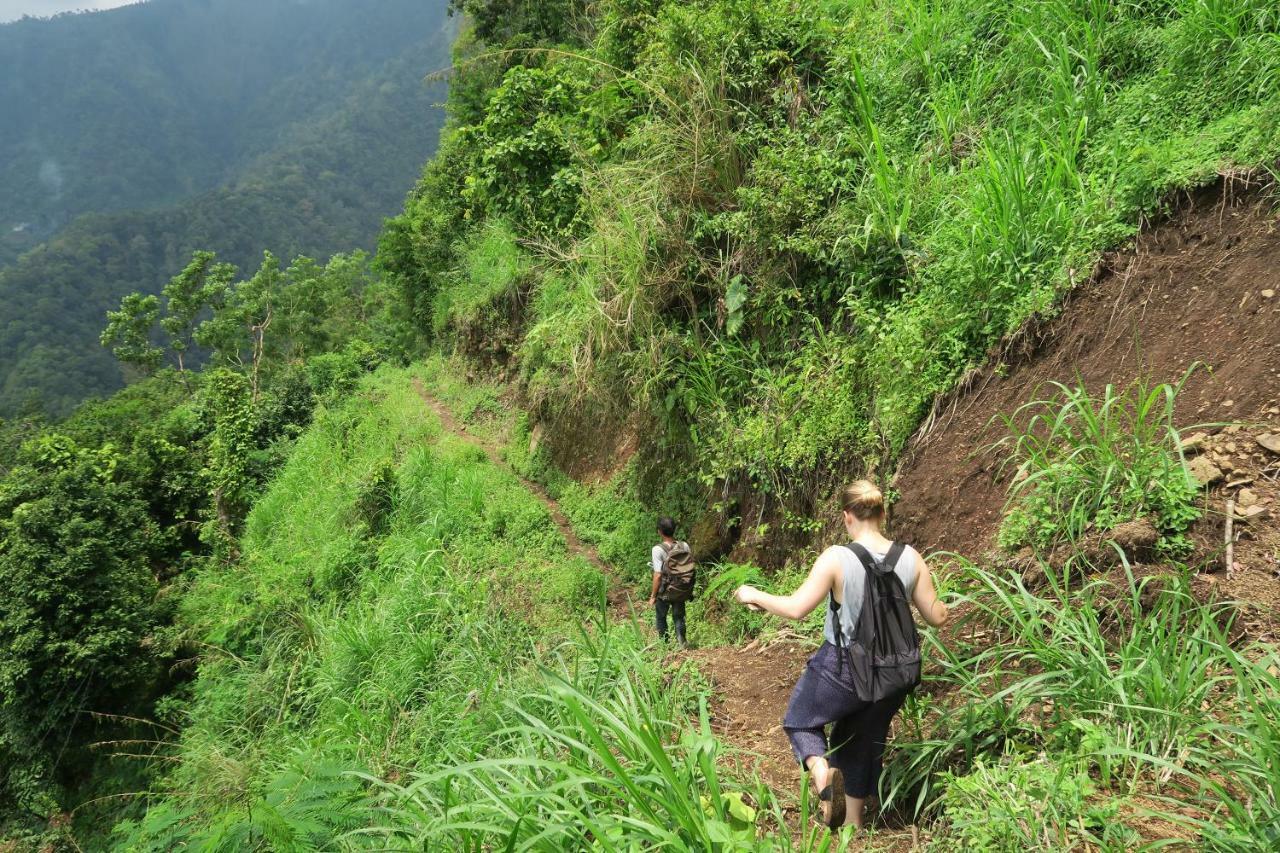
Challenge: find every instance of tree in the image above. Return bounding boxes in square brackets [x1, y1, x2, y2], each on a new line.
[101, 251, 236, 378]
[0, 436, 161, 816]
[201, 369, 255, 553]
[194, 252, 282, 400]
[160, 251, 237, 374]
[100, 293, 162, 373]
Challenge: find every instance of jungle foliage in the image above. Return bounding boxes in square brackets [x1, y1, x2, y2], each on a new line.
[0, 243, 399, 844]
[387, 0, 1280, 519]
[6, 0, 1280, 848]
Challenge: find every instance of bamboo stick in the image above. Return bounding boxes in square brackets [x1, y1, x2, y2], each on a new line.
[1225, 498, 1235, 575]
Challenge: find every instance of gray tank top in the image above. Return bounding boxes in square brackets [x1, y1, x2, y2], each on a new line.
[822, 543, 919, 647]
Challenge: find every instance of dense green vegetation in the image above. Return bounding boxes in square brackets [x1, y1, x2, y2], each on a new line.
[993, 375, 1202, 555]
[3, 0, 1280, 848]
[0, 0, 453, 416]
[389, 0, 1280, 523]
[0, 246, 403, 845]
[0, 0, 449, 257]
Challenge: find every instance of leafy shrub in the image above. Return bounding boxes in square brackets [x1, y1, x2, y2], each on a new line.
[0, 439, 162, 817]
[937, 755, 1133, 851]
[306, 339, 384, 400]
[992, 376, 1201, 554]
[432, 220, 530, 335]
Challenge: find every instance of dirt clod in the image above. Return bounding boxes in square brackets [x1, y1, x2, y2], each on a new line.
[1187, 456, 1224, 485]
[1180, 431, 1209, 453]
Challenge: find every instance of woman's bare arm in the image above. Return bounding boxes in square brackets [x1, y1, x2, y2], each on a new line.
[734, 550, 839, 621]
[912, 554, 949, 628]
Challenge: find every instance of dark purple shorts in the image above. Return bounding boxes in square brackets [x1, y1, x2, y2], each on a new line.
[782, 642, 907, 798]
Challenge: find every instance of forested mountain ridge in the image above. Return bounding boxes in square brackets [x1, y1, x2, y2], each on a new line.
[0, 0, 447, 255]
[0, 0, 454, 416]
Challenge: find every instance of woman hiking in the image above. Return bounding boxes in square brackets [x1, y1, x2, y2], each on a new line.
[733, 481, 948, 830]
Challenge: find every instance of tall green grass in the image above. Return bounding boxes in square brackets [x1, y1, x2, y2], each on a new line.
[360, 625, 858, 852]
[113, 367, 818, 849]
[991, 375, 1202, 553]
[881, 555, 1276, 848]
[424, 0, 1280, 502]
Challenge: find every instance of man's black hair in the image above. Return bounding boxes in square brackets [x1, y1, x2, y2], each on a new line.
[656, 516, 676, 537]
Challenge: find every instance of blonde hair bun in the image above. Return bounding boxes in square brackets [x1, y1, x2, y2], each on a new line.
[842, 480, 885, 520]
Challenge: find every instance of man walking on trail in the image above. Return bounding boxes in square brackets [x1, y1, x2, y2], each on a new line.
[649, 516, 695, 647]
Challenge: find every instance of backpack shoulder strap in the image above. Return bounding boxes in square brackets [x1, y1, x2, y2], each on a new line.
[843, 541, 878, 572]
[883, 541, 906, 571]
[845, 541, 906, 576]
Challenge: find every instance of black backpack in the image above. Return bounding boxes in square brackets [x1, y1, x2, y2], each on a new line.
[658, 541, 697, 603]
[829, 541, 921, 703]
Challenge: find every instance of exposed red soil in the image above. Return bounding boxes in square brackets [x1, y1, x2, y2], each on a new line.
[891, 180, 1280, 632]
[688, 641, 811, 796]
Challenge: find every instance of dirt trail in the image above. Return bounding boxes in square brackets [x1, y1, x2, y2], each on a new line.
[412, 378, 635, 616]
[414, 379, 918, 846]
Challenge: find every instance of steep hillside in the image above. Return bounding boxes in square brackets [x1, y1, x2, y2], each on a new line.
[107, 366, 785, 849]
[0, 0, 454, 416]
[386, 0, 1280, 565]
[365, 0, 1280, 846]
[895, 180, 1280, 557]
[6, 1, 1280, 850]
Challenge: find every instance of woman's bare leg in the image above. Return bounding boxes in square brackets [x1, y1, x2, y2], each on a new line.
[846, 795, 865, 829]
[804, 756, 848, 827]
[804, 755, 830, 797]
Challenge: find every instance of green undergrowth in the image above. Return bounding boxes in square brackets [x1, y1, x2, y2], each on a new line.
[111, 367, 609, 844]
[993, 375, 1202, 555]
[885, 556, 1280, 849]
[413, 356, 813, 649]
[112, 364, 868, 849]
[355, 630, 848, 851]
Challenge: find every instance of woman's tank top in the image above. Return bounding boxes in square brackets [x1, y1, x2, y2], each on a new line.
[822, 542, 919, 647]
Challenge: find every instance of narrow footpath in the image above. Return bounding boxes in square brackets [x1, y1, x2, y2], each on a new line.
[413, 379, 914, 848]
[412, 378, 631, 616]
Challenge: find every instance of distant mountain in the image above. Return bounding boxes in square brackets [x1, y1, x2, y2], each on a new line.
[0, 0, 454, 415]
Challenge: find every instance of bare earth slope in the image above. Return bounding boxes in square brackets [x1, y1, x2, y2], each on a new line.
[892, 180, 1280, 560]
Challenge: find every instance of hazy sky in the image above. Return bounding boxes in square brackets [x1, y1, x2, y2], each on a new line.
[0, 1, 140, 23]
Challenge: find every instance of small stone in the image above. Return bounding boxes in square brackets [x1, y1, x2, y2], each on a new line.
[1187, 456, 1224, 485]
[1223, 400, 1235, 408]
[1238, 504, 1269, 521]
[1262, 289, 1276, 299]
[1180, 431, 1209, 453]
[1258, 433, 1280, 455]
[1226, 442, 1238, 454]
[1238, 488, 1260, 508]
[1225, 424, 1243, 435]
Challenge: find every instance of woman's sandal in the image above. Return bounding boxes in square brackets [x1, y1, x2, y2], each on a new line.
[817, 767, 846, 829]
